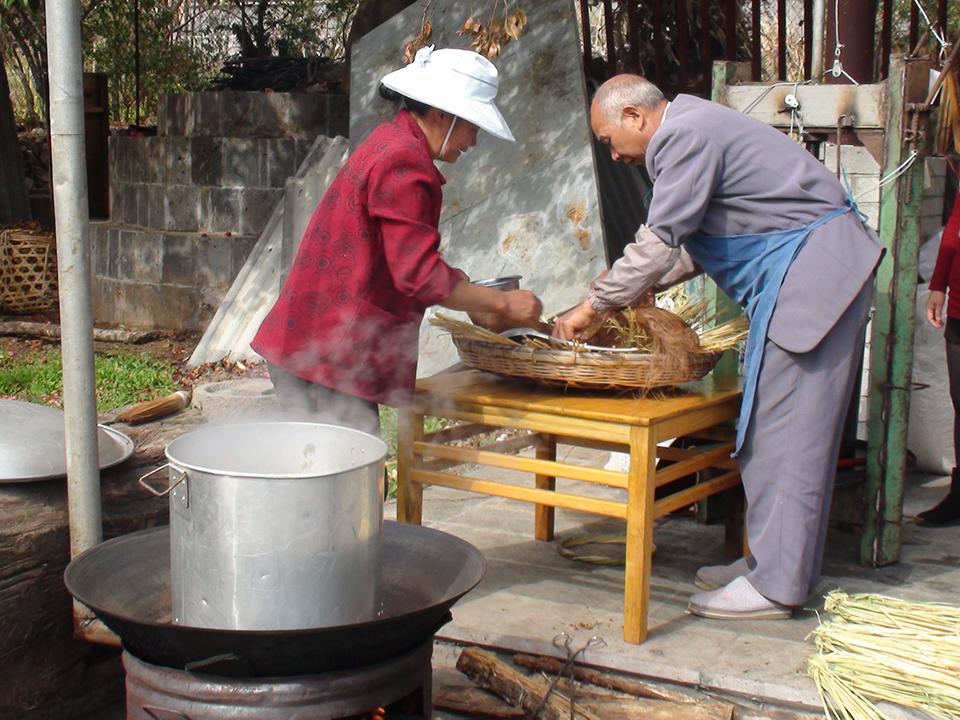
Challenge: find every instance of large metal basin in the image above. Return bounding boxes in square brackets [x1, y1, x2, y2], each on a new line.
[0, 399, 134, 482]
[64, 522, 485, 677]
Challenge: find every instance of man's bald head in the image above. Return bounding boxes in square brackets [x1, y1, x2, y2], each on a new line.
[589, 75, 667, 166]
[593, 75, 665, 125]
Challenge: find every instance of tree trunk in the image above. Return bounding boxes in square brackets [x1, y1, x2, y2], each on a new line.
[0, 50, 31, 226]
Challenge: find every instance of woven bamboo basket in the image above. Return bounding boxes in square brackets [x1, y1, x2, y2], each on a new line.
[0, 227, 58, 315]
[451, 335, 723, 390]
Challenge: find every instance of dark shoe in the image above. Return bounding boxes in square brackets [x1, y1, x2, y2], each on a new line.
[917, 492, 960, 525]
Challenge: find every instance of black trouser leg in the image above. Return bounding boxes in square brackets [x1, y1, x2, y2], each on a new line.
[917, 337, 960, 524]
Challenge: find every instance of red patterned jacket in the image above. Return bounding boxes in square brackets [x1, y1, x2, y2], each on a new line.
[252, 110, 461, 405]
[930, 192, 960, 321]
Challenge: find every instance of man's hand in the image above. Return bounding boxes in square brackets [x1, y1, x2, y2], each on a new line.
[500, 290, 543, 329]
[552, 299, 603, 341]
[927, 290, 946, 329]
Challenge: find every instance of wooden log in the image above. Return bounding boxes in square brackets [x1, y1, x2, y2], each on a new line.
[456, 647, 600, 720]
[0, 469, 169, 718]
[436, 681, 737, 720]
[446, 662, 735, 720]
[98, 406, 206, 463]
[0, 320, 159, 343]
[512, 653, 696, 704]
[0, 409, 193, 717]
[434, 685, 526, 719]
[572, 686, 736, 720]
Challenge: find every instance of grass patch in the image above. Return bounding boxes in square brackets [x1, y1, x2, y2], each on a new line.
[378, 405, 450, 500]
[0, 346, 179, 410]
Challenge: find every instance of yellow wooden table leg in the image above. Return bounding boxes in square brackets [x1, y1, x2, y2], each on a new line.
[397, 406, 424, 525]
[623, 425, 657, 644]
[534, 433, 557, 541]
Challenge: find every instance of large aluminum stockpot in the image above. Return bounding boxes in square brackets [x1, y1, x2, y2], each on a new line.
[143, 422, 387, 632]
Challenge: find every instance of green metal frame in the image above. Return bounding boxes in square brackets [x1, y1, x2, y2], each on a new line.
[862, 55, 934, 567]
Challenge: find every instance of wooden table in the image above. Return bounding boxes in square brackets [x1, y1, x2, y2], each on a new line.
[396, 370, 743, 644]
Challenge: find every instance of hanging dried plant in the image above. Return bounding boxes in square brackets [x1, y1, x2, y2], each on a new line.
[935, 62, 959, 156]
[458, 1, 527, 60]
[403, 1, 435, 63]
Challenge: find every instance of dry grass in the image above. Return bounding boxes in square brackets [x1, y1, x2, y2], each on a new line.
[808, 591, 960, 720]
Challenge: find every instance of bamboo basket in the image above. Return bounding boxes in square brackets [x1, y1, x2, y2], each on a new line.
[0, 227, 58, 315]
[451, 335, 723, 389]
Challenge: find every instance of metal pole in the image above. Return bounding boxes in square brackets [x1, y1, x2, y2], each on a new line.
[45, 0, 102, 567]
[824, 0, 878, 84]
[134, 0, 140, 127]
[811, 0, 826, 79]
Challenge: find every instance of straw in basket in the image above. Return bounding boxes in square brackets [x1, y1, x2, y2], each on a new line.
[431, 300, 748, 391]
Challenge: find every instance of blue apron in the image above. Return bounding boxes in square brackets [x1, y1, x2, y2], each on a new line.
[684, 201, 857, 454]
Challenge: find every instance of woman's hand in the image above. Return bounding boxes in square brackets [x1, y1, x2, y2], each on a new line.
[927, 290, 946, 329]
[440, 280, 542, 330]
[552, 299, 604, 341]
[500, 290, 543, 329]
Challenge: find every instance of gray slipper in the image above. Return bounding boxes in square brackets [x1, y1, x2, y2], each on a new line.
[694, 556, 755, 590]
[688, 576, 793, 620]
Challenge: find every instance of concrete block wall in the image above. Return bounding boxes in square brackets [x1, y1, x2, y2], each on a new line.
[157, 92, 348, 139]
[91, 91, 348, 331]
[821, 145, 881, 230]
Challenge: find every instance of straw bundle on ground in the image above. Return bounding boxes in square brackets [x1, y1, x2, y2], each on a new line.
[431, 289, 748, 390]
[808, 590, 960, 720]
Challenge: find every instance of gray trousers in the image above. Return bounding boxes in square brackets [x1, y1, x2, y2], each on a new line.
[739, 279, 875, 606]
[267, 363, 382, 438]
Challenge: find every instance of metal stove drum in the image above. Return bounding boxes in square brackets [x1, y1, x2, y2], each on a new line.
[65, 422, 486, 720]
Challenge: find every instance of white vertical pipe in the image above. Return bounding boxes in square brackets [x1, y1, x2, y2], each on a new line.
[811, 0, 827, 79]
[46, 0, 102, 562]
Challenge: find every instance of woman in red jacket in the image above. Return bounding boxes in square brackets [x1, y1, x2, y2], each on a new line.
[923, 191, 960, 524]
[252, 47, 542, 435]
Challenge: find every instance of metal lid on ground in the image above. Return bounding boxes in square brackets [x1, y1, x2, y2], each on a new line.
[0, 399, 134, 482]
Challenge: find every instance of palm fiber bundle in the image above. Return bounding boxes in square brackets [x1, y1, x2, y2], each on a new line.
[431, 293, 747, 390]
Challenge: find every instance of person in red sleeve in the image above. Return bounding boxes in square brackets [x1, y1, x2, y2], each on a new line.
[923, 190, 960, 525]
[252, 47, 543, 435]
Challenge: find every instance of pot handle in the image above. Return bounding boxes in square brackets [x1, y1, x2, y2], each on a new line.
[138, 464, 185, 497]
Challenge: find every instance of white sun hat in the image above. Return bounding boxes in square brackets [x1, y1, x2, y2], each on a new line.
[380, 46, 515, 142]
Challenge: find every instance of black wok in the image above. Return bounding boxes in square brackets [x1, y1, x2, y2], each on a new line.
[64, 521, 485, 677]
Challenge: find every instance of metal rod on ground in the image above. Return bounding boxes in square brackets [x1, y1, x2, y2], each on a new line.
[45, 0, 102, 595]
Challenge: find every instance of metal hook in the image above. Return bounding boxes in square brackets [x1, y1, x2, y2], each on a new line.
[528, 634, 607, 719]
[553, 632, 574, 655]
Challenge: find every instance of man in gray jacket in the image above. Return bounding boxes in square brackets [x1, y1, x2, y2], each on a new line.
[555, 74, 884, 619]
